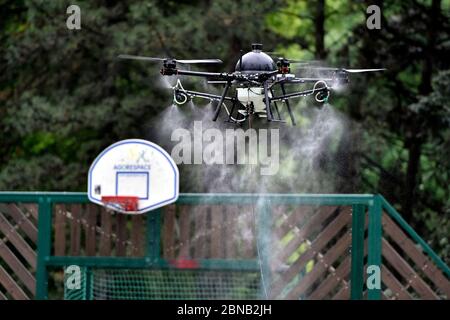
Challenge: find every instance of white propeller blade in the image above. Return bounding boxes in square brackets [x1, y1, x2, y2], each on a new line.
[118, 55, 222, 64]
[177, 59, 223, 64]
[117, 54, 164, 61]
[344, 68, 386, 73]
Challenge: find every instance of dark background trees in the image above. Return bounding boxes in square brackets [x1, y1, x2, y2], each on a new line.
[0, 0, 449, 259]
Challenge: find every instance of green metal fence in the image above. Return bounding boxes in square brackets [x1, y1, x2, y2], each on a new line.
[0, 192, 448, 300]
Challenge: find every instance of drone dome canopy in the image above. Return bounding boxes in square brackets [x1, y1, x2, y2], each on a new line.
[235, 51, 276, 73]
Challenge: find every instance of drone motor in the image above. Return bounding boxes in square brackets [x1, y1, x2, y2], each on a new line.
[161, 59, 177, 76]
[276, 58, 291, 74]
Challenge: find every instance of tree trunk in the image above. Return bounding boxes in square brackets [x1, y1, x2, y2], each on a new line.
[402, 0, 440, 222]
[403, 138, 422, 220]
[314, 0, 326, 59]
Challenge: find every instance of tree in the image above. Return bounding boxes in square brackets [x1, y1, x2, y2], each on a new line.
[267, 0, 450, 258]
[0, 0, 282, 191]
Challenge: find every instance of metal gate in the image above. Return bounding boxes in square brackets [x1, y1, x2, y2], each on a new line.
[0, 193, 448, 299]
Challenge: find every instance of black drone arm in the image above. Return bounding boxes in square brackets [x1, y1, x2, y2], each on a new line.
[279, 77, 334, 84]
[264, 79, 331, 125]
[173, 83, 237, 122]
[270, 86, 329, 102]
[161, 67, 234, 81]
[174, 88, 236, 102]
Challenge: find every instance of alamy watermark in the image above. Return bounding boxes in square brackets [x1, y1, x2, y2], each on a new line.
[366, 5, 381, 30]
[65, 265, 81, 290]
[367, 265, 381, 290]
[66, 4, 380, 31]
[66, 5, 81, 30]
[170, 121, 280, 176]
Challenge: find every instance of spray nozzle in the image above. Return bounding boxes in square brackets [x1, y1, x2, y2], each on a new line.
[313, 80, 330, 103]
[173, 79, 190, 105]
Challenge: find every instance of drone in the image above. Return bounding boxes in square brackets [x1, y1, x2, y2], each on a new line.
[118, 43, 384, 126]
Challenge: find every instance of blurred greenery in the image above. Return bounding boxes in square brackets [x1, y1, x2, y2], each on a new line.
[0, 0, 449, 260]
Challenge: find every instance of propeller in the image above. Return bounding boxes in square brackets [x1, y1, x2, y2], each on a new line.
[341, 68, 386, 73]
[296, 66, 386, 73]
[177, 59, 223, 64]
[117, 54, 222, 64]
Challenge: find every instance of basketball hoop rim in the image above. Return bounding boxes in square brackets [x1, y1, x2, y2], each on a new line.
[101, 196, 139, 213]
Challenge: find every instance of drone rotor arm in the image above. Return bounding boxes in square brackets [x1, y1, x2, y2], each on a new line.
[279, 77, 334, 84]
[173, 69, 234, 81]
[174, 88, 236, 102]
[270, 84, 330, 103]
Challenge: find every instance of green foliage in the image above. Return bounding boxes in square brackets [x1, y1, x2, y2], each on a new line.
[1, 0, 281, 191]
[265, 0, 450, 260]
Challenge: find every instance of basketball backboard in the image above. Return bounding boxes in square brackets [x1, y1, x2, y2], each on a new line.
[88, 139, 179, 214]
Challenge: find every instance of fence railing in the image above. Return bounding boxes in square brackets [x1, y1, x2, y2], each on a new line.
[0, 192, 448, 300]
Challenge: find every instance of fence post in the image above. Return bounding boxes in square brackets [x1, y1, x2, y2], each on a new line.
[367, 195, 382, 300]
[146, 208, 162, 263]
[350, 204, 365, 300]
[257, 198, 272, 299]
[36, 196, 52, 299]
[84, 267, 93, 300]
